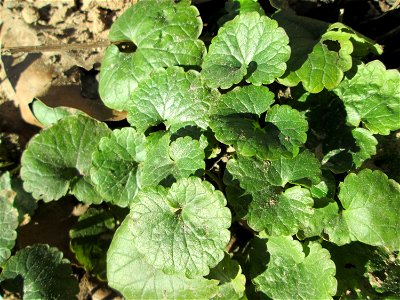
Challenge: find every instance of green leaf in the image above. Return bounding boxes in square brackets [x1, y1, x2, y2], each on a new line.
[212, 85, 274, 116]
[91, 128, 146, 207]
[207, 253, 246, 300]
[274, 11, 382, 93]
[69, 207, 115, 280]
[265, 150, 321, 187]
[0, 244, 79, 299]
[21, 115, 110, 203]
[107, 217, 219, 300]
[225, 155, 314, 235]
[323, 242, 382, 298]
[0, 194, 18, 265]
[99, 0, 205, 110]
[219, 0, 265, 25]
[299, 199, 339, 239]
[30, 99, 81, 127]
[127, 67, 218, 133]
[265, 105, 308, 157]
[334, 61, 400, 135]
[130, 177, 231, 277]
[254, 236, 337, 299]
[0, 172, 37, 224]
[330, 169, 400, 250]
[211, 104, 307, 160]
[202, 12, 290, 89]
[140, 131, 207, 188]
[305, 90, 378, 173]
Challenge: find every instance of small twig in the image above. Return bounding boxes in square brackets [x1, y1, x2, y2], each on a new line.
[1, 40, 112, 55]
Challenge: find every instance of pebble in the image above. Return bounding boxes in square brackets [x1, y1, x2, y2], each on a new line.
[21, 6, 39, 24]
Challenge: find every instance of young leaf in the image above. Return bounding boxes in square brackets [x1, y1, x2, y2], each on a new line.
[225, 155, 315, 235]
[305, 91, 378, 173]
[0, 244, 79, 299]
[211, 103, 307, 160]
[254, 236, 337, 299]
[91, 128, 146, 207]
[99, 0, 205, 110]
[0, 194, 18, 265]
[107, 217, 219, 299]
[274, 11, 382, 93]
[207, 253, 246, 300]
[20, 115, 110, 203]
[212, 85, 274, 116]
[202, 12, 290, 89]
[140, 131, 207, 188]
[30, 99, 81, 127]
[69, 207, 116, 280]
[265, 150, 321, 187]
[127, 67, 219, 133]
[130, 177, 231, 278]
[219, 0, 265, 25]
[265, 105, 308, 157]
[329, 169, 400, 251]
[334, 60, 400, 135]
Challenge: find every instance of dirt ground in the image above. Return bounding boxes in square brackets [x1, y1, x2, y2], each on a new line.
[1, 1, 136, 298]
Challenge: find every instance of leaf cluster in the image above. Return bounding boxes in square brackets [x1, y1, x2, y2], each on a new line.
[1, 0, 399, 299]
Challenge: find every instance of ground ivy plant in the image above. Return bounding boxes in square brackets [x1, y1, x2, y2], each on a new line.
[1, 0, 399, 299]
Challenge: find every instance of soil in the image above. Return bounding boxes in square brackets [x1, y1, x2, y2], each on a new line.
[0, 0, 399, 299]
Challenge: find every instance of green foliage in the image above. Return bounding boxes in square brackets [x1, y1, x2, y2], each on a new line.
[0, 245, 79, 299]
[8, 0, 400, 298]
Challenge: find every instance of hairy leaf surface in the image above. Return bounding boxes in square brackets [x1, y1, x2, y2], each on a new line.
[225, 155, 314, 234]
[254, 236, 337, 299]
[274, 11, 382, 93]
[202, 12, 290, 89]
[207, 253, 246, 300]
[127, 67, 218, 133]
[0, 194, 18, 265]
[130, 177, 231, 277]
[99, 0, 205, 110]
[21, 115, 110, 203]
[329, 169, 400, 250]
[334, 61, 400, 135]
[107, 217, 219, 299]
[91, 128, 146, 207]
[0, 244, 79, 299]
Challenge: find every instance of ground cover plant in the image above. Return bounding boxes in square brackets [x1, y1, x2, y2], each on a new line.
[1, 0, 399, 299]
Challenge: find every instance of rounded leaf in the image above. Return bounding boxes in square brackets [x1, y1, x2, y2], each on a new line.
[107, 217, 219, 299]
[21, 115, 110, 203]
[337, 169, 400, 250]
[91, 128, 146, 207]
[127, 67, 218, 133]
[0, 244, 79, 299]
[99, 0, 206, 110]
[0, 195, 18, 265]
[202, 12, 290, 89]
[254, 236, 337, 299]
[130, 177, 231, 277]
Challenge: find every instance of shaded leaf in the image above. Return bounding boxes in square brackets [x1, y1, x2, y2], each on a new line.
[0, 244, 79, 299]
[207, 253, 246, 300]
[225, 155, 314, 234]
[274, 11, 382, 93]
[334, 61, 400, 135]
[70, 208, 115, 280]
[329, 169, 400, 250]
